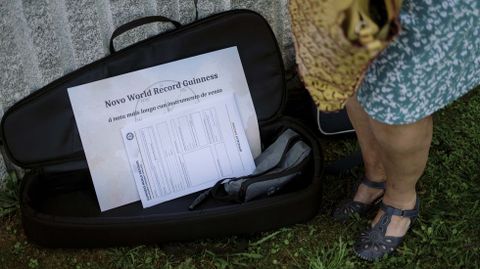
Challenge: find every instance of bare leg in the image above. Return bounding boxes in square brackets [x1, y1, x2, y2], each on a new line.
[369, 115, 433, 236]
[345, 97, 386, 203]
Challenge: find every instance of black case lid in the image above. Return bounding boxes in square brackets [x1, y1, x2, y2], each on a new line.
[0, 10, 286, 168]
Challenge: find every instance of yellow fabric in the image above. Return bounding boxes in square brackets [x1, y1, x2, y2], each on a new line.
[289, 0, 402, 112]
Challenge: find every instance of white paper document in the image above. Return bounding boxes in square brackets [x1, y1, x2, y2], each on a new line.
[67, 47, 260, 211]
[122, 94, 256, 208]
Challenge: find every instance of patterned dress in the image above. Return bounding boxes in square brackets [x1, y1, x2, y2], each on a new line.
[357, 0, 480, 124]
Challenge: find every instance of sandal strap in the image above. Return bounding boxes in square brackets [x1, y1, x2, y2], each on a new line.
[380, 198, 420, 218]
[361, 177, 386, 190]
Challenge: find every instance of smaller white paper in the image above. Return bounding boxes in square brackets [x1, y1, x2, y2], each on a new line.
[122, 94, 256, 208]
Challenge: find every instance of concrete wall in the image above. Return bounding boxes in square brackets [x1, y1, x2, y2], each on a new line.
[0, 0, 295, 181]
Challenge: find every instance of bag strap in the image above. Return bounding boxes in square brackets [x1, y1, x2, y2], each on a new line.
[252, 129, 301, 175]
[237, 142, 312, 202]
[209, 144, 311, 204]
[188, 129, 304, 209]
[109, 16, 182, 54]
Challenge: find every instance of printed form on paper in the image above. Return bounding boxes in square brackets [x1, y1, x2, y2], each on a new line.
[122, 94, 256, 208]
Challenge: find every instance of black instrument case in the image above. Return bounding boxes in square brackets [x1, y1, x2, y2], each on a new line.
[0, 10, 323, 247]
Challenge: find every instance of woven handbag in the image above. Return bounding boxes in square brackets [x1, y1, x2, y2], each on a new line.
[289, 0, 403, 112]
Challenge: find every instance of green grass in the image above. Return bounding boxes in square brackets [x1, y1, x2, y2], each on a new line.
[0, 172, 20, 218]
[1, 88, 479, 269]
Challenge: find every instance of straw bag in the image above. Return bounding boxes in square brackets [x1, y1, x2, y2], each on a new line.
[289, 0, 403, 112]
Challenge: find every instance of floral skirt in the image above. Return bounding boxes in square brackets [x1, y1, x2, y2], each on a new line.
[357, 0, 479, 125]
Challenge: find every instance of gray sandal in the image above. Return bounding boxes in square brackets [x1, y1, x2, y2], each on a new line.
[354, 198, 420, 261]
[332, 177, 386, 222]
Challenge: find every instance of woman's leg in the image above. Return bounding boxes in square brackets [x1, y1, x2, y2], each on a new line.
[345, 97, 386, 203]
[368, 115, 433, 236]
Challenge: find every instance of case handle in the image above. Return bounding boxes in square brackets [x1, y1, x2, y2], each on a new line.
[109, 16, 182, 54]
